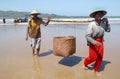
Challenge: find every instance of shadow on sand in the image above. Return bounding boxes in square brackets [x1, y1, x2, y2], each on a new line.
[90, 60, 111, 72]
[98, 60, 111, 72]
[59, 55, 82, 67]
[39, 49, 53, 57]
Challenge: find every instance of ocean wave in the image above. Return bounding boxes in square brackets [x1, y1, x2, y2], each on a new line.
[0, 18, 120, 25]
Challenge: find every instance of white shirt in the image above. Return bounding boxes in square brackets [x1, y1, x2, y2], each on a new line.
[86, 20, 110, 45]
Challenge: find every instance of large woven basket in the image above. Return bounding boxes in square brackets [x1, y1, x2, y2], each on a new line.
[53, 36, 76, 57]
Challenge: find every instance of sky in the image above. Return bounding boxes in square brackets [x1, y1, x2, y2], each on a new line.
[0, 0, 120, 16]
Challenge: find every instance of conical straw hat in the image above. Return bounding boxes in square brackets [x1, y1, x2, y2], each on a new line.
[30, 10, 40, 15]
[89, 9, 107, 18]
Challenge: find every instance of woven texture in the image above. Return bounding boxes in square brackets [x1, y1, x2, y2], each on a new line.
[53, 36, 76, 57]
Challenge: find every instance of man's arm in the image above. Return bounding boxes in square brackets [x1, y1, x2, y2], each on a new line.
[42, 17, 51, 26]
[26, 20, 31, 41]
[86, 22, 101, 46]
[26, 27, 29, 41]
[102, 18, 111, 32]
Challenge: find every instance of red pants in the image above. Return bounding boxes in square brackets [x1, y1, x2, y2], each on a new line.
[84, 38, 104, 72]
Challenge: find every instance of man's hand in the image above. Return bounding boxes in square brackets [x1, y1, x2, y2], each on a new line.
[26, 36, 28, 41]
[95, 41, 101, 46]
[48, 17, 51, 21]
[44, 17, 51, 26]
[102, 18, 109, 25]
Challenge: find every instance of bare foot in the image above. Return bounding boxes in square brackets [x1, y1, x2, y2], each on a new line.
[93, 71, 101, 76]
[36, 53, 39, 56]
[96, 72, 101, 76]
[32, 49, 35, 55]
[32, 52, 36, 55]
[83, 65, 88, 70]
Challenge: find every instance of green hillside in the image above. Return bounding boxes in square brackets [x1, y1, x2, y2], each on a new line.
[0, 10, 70, 19]
[0, 10, 119, 19]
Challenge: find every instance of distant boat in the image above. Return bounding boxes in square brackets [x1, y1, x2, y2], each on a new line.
[14, 17, 28, 23]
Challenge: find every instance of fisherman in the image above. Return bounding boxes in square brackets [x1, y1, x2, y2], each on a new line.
[83, 9, 111, 76]
[3, 18, 6, 24]
[26, 10, 51, 56]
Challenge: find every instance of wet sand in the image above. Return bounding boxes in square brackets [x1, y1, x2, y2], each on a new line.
[0, 23, 120, 79]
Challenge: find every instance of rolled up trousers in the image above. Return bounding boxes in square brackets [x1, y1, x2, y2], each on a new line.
[84, 38, 104, 72]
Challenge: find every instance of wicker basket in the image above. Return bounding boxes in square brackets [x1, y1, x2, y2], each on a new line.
[53, 36, 76, 57]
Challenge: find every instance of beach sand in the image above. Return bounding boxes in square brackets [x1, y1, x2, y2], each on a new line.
[0, 23, 120, 79]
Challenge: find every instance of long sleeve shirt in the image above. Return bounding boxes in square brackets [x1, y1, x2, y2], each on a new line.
[86, 20, 111, 45]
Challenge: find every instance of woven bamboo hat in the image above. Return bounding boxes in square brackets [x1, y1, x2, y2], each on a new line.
[30, 10, 40, 15]
[90, 9, 107, 18]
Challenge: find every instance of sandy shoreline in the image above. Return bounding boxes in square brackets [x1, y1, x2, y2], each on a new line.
[0, 23, 120, 79]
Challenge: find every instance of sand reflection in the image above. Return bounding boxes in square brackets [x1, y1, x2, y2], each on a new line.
[32, 56, 43, 79]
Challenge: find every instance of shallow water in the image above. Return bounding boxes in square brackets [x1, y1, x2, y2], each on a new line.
[0, 23, 120, 79]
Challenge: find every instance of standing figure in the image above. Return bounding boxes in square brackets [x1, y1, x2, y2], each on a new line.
[26, 10, 51, 56]
[83, 9, 111, 76]
[3, 18, 6, 24]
